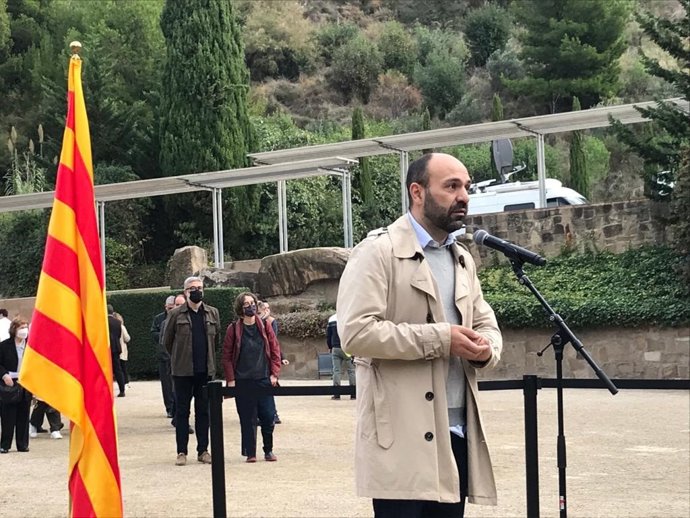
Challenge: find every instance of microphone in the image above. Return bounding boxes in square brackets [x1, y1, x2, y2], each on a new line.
[473, 229, 546, 266]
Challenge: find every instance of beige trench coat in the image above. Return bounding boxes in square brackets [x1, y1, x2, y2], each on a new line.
[337, 215, 502, 505]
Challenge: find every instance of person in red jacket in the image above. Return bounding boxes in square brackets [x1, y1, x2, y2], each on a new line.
[222, 292, 281, 463]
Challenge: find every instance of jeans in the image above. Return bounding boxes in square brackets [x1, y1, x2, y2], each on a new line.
[373, 434, 468, 518]
[332, 347, 355, 386]
[30, 401, 63, 432]
[173, 374, 210, 455]
[234, 378, 276, 457]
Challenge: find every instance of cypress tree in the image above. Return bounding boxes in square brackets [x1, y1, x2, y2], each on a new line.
[352, 106, 373, 207]
[569, 97, 589, 199]
[491, 93, 504, 122]
[422, 107, 432, 154]
[673, 144, 690, 285]
[159, 0, 256, 258]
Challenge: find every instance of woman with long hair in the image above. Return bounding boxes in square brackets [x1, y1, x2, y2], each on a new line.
[222, 292, 282, 462]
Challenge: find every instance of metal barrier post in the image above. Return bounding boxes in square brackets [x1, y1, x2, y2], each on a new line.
[524, 375, 540, 518]
[208, 381, 226, 518]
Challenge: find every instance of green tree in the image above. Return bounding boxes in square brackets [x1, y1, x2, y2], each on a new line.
[328, 34, 383, 103]
[313, 22, 359, 66]
[412, 26, 468, 118]
[242, 0, 316, 81]
[352, 107, 373, 208]
[491, 93, 504, 121]
[464, 4, 511, 67]
[159, 0, 256, 259]
[569, 97, 589, 198]
[611, 2, 689, 200]
[506, 0, 631, 113]
[377, 21, 417, 76]
[672, 144, 690, 284]
[422, 107, 432, 154]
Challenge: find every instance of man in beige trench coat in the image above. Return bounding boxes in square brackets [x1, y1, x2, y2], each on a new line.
[337, 153, 502, 518]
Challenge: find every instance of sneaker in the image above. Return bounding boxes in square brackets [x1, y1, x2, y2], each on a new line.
[331, 395, 340, 400]
[264, 452, 277, 462]
[50, 430, 63, 439]
[197, 451, 212, 464]
[29, 425, 38, 438]
[175, 453, 187, 466]
[117, 392, 125, 398]
[246, 456, 257, 463]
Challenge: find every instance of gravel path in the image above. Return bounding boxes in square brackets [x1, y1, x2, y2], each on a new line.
[2, 380, 688, 517]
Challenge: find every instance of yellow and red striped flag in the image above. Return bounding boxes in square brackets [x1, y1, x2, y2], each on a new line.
[20, 51, 123, 517]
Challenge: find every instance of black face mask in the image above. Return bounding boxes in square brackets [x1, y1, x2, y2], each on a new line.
[188, 290, 203, 303]
[243, 305, 256, 317]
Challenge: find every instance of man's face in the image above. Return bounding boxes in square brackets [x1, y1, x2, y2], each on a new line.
[185, 280, 203, 300]
[420, 158, 471, 234]
[165, 303, 174, 312]
[174, 296, 186, 308]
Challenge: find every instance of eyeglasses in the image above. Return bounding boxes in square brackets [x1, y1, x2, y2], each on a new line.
[186, 286, 203, 292]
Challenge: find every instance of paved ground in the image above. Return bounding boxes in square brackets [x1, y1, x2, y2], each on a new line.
[1, 380, 688, 518]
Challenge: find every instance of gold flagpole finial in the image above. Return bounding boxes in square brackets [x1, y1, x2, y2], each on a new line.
[70, 41, 82, 60]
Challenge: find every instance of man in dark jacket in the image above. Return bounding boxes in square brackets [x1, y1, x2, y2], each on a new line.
[327, 313, 355, 400]
[162, 277, 220, 467]
[107, 305, 126, 397]
[151, 296, 176, 417]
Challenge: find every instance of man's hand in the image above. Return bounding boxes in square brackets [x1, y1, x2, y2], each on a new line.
[270, 375, 278, 386]
[450, 325, 492, 362]
[2, 374, 14, 387]
[226, 380, 235, 387]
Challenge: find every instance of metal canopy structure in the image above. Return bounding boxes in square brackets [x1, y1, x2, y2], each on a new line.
[0, 157, 356, 267]
[251, 97, 689, 212]
[1, 97, 687, 269]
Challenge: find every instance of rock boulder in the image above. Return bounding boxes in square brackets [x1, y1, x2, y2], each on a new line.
[257, 247, 350, 298]
[167, 246, 208, 289]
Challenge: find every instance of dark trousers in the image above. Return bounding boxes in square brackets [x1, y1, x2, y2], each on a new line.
[112, 353, 125, 395]
[120, 359, 129, 385]
[373, 433, 468, 518]
[173, 374, 209, 455]
[30, 400, 63, 432]
[235, 378, 276, 457]
[1, 395, 31, 451]
[159, 357, 174, 414]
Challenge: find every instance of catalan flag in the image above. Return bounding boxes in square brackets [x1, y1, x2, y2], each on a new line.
[20, 50, 123, 517]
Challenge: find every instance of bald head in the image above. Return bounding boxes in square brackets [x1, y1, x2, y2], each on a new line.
[406, 153, 468, 208]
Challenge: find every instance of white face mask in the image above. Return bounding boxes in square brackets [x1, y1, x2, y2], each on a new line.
[16, 328, 29, 340]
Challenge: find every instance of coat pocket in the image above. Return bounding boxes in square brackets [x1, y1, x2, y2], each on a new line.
[354, 358, 394, 450]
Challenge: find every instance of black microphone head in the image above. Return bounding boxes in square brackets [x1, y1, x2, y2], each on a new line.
[473, 229, 488, 245]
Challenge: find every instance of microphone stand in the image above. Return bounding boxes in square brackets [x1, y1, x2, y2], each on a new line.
[509, 257, 618, 518]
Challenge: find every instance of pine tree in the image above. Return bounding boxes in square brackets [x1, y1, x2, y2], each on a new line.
[506, 0, 630, 113]
[611, 2, 689, 200]
[158, 0, 256, 259]
[569, 97, 589, 199]
[352, 107, 373, 208]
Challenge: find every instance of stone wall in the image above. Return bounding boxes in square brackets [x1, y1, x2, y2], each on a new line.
[276, 326, 689, 381]
[463, 199, 671, 267]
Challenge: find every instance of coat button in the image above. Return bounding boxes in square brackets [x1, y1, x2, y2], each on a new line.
[424, 432, 434, 441]
[425, 391, 434, 401]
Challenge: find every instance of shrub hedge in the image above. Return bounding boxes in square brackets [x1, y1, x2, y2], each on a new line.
[480, 246, 690, 329]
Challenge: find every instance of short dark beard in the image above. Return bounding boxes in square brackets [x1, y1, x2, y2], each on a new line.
[423, 188, 467, 234]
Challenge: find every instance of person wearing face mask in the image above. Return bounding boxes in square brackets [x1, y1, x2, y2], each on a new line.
[0, 318, 33, 453]
[163, 277, 220, 467]
[222, 292, 281, 463]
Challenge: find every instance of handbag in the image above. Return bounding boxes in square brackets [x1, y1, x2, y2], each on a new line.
[0, 382, 22, 404]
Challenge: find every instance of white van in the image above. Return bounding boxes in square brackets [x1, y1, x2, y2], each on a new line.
[467, 178, 587, 215]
